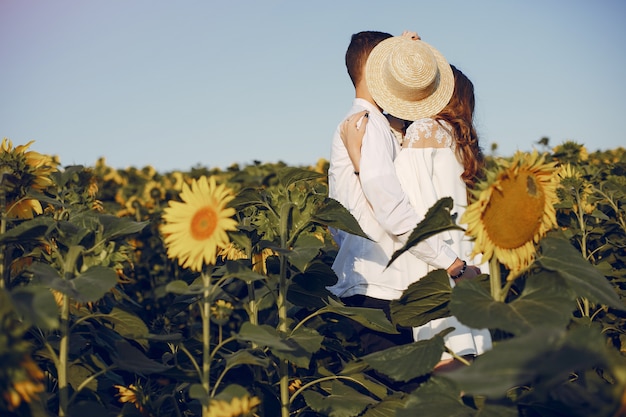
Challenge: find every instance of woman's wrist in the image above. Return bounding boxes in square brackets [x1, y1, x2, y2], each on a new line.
[448, 259, 467, 279]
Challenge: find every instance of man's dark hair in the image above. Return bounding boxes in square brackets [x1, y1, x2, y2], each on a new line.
[345, 31, 392, 87]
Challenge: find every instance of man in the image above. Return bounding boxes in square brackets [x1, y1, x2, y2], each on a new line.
[327, 31, 478, 357]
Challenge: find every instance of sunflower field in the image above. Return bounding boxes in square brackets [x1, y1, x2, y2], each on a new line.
[0, 138, 625, 417]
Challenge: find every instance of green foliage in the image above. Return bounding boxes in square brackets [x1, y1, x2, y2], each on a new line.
[0, 146, 625, 417]
[387, 197, 463, 267]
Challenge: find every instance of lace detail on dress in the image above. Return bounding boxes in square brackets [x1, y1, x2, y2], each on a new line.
[404, 118, 453, 149]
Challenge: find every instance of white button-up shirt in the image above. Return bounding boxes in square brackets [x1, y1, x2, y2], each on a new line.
[328, 98, 457, 299]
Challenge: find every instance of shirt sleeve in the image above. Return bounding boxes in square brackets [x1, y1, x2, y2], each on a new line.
[358, 116, 419, 236]
[402, 232, 458, 270]
[403, 123, 460, 270]
[358, 113, 459, 270]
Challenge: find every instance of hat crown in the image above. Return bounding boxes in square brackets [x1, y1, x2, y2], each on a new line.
[365, 36, 454, 121]
[384, 40, 440, 102]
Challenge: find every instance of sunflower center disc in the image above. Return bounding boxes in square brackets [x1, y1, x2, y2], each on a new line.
[190, 206, 218, 240]
[482, 171, 545, 249]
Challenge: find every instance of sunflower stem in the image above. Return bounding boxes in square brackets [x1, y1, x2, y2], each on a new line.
[58, 246, 82, 416]
[201, 270, 212, 417]
[58, 291, 70, 417]
[489, 258, 503, 301]
[289, 375, 378, 404]
[278, 202, 294, 417]
[574, 189, 591, 317]
[247, 281, 258, 326]
[0, 179, 6, 290]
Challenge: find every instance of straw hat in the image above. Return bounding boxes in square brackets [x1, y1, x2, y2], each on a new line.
[365, 36, 454, 121]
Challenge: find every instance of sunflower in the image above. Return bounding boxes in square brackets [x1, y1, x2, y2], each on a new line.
[2, 356, 45, 411]
[0, 138, 58, 219]
[7, 199, 43, 219]
[288, 378, 303, 395]
[218, 242, 248, 261]
[462, 150, 559, 278]
[114, 383, 145, 413]
[161, 176, 238, 272]
[556, 163, 595, 214]
[163, 171, 185, 192]
[142, 180, 166, 203]
[116, 195, 145, 219]
[552, 140, 588, 164]
[95, 157, 127, 185]
[252, 247, 278, 274]
[210, 299, 234, 325]
[207, 395, 261, 417]
[311, 157, 329, 175]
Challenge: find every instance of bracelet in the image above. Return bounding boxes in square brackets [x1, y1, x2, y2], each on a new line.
[354, 171, 359, 176]
[450, 260, 467, 280]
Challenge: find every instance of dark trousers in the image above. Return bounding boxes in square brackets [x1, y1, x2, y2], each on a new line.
[341, 294, 419, 392]
[341, 294, 414, 353]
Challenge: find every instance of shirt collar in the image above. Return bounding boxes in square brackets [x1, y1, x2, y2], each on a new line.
[353, 98, 390, 126]
[354, 98, 379, 113]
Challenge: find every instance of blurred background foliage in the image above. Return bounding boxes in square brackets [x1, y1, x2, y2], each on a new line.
[0, 139, 625, 417]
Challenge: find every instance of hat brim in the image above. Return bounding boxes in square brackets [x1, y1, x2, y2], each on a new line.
[365, 37, 454, 121]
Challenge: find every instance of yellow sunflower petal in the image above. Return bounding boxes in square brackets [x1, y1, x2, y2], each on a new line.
[462, 150, 559, 278]
[161, 176, 238, 272]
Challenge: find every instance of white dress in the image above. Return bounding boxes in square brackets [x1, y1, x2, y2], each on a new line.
[395, 118, 492, 360]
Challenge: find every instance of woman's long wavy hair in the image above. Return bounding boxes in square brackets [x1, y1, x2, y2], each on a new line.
[434, 65, 484, 190]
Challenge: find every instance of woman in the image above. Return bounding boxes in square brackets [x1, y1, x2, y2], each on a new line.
[342, 65, 491, 372]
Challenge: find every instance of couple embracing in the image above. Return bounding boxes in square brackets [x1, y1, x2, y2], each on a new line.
[327, 30, 492, 385]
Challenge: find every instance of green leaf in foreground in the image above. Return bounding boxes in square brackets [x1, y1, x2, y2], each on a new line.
[397, 377, 476, 417]
[103, 308, 150, 349]
[362, 393, 408, 417]
[236, 322, 294, 351]
[11, 286, 59, 330]
[538, 235, 624, 310]
[277, 166, 324, 188]
[443, 324, 612, 397]
[322, 298, 399, 334]
[388, 197, 464, 268]
[390, 269, 452, 327]
[302, 380, 376, 417]
[288, 261, 337, 308]
[30, 262, 117, 303]
[450, 273, 574, 336]
[361, 331, 449, 382]
[71, 266, 118, 303]
[313, 197, 371, 241]
[0, 216, 54, 244]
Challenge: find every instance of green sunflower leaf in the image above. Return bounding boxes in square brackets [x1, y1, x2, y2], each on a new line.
[302, 380, 376, 417]
[443, 324, 611, 397]
[449, 273, 574, 336]
[390, 269, 452, 327]
[360, 331, 448, 382]
[99, 214, 149, 241]
[29, 262, 116, 303]
[103, 308, 150, 349]
[313, 197, 371, 240]
[0, 216, 55, 244]
[11, 285, 59, 330]
[287, 234, 324, 271]
[387, 197, 464, 268]
[277, 166, 324, 188]
[362, 393, 409, 417]
[236, 322, 294, 351]
[230, 187, 268, 210]
[288, 261, 337, 308]
[322, 298, 399, 334]
[72, 266, 118, 303]
[538, 236, 624, 310]
[397, 377, 476, 417]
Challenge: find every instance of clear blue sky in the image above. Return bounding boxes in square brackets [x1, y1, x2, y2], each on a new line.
[1, 0, 624, 172]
